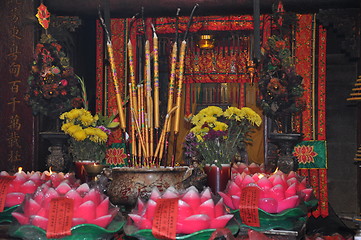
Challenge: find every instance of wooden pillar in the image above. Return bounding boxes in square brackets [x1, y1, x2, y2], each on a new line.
[0, 0, 36, 172]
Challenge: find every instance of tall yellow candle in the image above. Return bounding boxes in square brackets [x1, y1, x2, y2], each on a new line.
[166, 42, 178, 132]
[174, 40, 187, 133]
[153, 32, 160, 129]
[107, 41, 126, 130]
[127, 40, 138, 119]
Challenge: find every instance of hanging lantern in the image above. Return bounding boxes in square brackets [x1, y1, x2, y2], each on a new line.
[198, 34, 215, 49]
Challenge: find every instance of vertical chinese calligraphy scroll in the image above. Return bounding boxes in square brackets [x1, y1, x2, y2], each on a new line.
[0, 0, 35, 172]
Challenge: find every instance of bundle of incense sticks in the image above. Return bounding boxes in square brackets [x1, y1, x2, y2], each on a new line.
[127, 32, 187, 168]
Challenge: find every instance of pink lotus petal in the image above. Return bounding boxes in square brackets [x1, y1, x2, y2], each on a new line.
[72, 218, 87, 227]
[89, 215, 113, 228]
[226, 181, 242, 196]
[12, 212, 29, 225]
[83, 189, 101, 206]
[197, 199, 215, 219]
[7, 184, 16, 193]
[181, 188, 201, 211]
[277, 196, 299, 213]
[162, 189, 179, 199]
[55, 182, 72, 195]
[38, 184, 50, 194]
[180, 214, 210, 234]
[252, 173, 261, 182]
[287, 171, 297, 179]
[257, 177, 273, 191]
[269, 184, 285, 202]
[258, 198, 278, 213]
[14, 172, 27, 181]
[36, 207, 48, 218]
[29, 173, 42, 186]
[109, 207, 119, 218]
[5, 192, 25, 207]
[177, 200, 193, 221]
[33, 191, 44, 205]
[30, 215, 48, 230]
[144, 199, 157, 219]
[149, 187, 161, 201]
[73, 200, 96, 223]
[129, 214, 152, 229]
[214, 199, 225, 218]
[249, 163, 261, 174]
[218, 192, 234, 209]
[29, 172, 40, 179]
[200, 188, 212, 203]
[24, 198, 41, 217]
[20, 180, 38, 194]
[272, 175, 287, 189]
[76, 183, 90, 195]
[210, 214, 233, 229]
[12, 179, 25, 192]
[231, 195, 240, 209]
[65, 189, 83, 210]
[128, 213, 142, 225]
[286, 177, 298, 187]
[96, 197, 110, 218]
[136, 198, 145, 214]
[297, 178, 307, 191]
[241, 175, 255, 188]
[301, 188, 314, 201]
[43, 188, 59, 207]
[0, 171, 10, 176]
[243, 167, 251, 175]
[176, 222, 184, 234]
[285, 183, 297, 198]
[233, 173, 245, 187]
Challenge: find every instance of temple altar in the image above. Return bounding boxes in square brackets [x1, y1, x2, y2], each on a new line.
[0, 0, 360, 239]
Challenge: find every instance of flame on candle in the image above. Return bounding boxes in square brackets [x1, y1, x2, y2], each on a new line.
[48, 167, 53, 175]
[258, 173, 265, 179]
[18, 167, 23, 173]
[272, 167, 279, 174]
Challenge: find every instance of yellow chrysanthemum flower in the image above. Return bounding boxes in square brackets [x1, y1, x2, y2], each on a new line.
[242, 107, 262, 126]
[66, 124, 82, 135]
[198, 116, 217, 126]
[61, 122, 73, 132]
[80, 113, 95, 126]
[95, 128, 108, 141]
[190, 125, 203, 135]
[66, 108, 82, 121]
[196, 134, 204, 142]
[190, 114, 202, 125]
[213, 121, 228, 131]
[73, 129, 87, 141]
[84, 127, 96, 136]
[199, 106, 223, 117]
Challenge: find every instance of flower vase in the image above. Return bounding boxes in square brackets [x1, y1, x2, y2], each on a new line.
[74, 160, 94, 183]
[204, 164, 231, 194]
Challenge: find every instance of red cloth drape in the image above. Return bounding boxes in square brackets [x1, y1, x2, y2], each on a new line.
[295, 15, 328, 217]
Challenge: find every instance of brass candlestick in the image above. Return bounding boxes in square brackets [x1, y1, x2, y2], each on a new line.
[83, 163, 105, 181]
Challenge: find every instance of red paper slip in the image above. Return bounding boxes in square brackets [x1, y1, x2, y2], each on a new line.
[239, 186, 260, 227]
[152, 198, 178, 240]
[0, 176, 15, 211]
[47, 197, 74, 239]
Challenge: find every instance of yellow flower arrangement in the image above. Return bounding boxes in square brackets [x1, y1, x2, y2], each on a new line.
[184, 106, 262, 168]
[60, 108, 119, 162]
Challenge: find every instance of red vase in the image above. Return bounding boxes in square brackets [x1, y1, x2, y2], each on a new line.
[204, 164, 231, 194]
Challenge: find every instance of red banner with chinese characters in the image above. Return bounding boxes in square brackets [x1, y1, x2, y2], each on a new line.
[0, 0, 35, 172]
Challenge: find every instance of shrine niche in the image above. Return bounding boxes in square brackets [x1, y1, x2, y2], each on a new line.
[94, 11, 329, 217]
